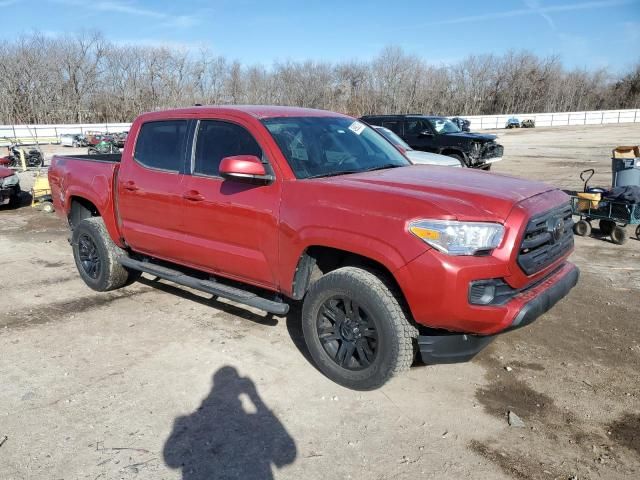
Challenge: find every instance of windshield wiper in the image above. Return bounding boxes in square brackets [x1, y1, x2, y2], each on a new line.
[305, 164, 402, 179]
[305, 169, 363, 179]
[362, 163, 402, 172]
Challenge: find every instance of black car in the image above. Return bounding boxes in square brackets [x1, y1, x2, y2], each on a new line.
[360, 115, 503, 170]
[450, 116, 471, 132]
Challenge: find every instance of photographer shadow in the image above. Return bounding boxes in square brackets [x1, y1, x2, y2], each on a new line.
[163, 366, 296, 480]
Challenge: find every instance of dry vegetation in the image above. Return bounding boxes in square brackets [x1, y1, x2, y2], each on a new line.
[0, 32, 639, 125]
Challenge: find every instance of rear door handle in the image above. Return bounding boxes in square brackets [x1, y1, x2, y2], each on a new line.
[183, 190, 204, 202]
[123, 181, 139, 192]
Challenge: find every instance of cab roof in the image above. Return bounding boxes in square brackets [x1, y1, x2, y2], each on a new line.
[361, 114, 445, 120]
[139, 105, 351, 120]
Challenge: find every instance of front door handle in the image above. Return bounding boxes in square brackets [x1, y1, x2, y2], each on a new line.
[183, 190, 204, 202]
[123, 181, 139, 192]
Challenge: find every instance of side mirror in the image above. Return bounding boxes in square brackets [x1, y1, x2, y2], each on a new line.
[219, 155, 273, 183]
[418, 130, 433, 137]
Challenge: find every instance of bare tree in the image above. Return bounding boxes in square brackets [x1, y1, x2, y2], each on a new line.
[0, 33, 637, 125]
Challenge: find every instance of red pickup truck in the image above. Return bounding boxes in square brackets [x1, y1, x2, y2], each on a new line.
[49, 106, 579, 390]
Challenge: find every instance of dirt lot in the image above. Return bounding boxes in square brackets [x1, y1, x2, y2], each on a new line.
[1, 123, 639, 480]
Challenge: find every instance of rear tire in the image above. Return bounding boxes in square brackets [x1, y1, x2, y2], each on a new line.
[28, 155, 43, 168]
[599, 219, 615, 236]
[611, 226, 627, 245]
[636, 225, 640, 240]
[573, 219, 591, 236]
[301, 267, 417, 390]
[72, 217, 139, 291]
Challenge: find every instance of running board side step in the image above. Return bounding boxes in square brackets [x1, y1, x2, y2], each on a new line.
[118, 257, 289, 315]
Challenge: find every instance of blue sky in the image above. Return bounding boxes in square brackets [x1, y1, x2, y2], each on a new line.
[2, 0, 639, 72]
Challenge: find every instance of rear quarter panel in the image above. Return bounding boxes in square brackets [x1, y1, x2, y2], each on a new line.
[49, 156, 123, 246]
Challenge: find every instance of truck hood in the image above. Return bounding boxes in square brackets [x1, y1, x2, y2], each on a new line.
[324, 166, 556, 221]
[444, 132, 497, 142]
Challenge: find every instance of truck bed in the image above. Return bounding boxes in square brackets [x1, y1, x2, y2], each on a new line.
[49, 153, 122, 238]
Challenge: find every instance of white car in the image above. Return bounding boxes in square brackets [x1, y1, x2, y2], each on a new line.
[372, 126, 463, 167]
[59, 134, 87, 147]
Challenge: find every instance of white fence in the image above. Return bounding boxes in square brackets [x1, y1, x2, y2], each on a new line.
[1, 108, 639, 145]
[465, 109, 640, 130]
[0, 122, 132, 146]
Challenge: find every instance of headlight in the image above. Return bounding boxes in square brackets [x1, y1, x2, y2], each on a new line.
[409, 220, 504, 255]
[1, 174, 19, 188]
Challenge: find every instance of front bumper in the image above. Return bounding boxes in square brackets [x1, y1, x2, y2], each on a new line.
[417, 263, 579, 364]
[469, 143, 504, 166]
[482, 156, 502, 164]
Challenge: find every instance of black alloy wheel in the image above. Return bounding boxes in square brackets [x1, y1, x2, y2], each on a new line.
[301, 266, 417, 390]
[77, 233, 101, 279]
[316, 296, 378, 370]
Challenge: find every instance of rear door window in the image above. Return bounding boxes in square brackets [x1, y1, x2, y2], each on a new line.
[193, 120, 262, 177]
[381, 121, 402, 135]
[134, 120, 188, 172]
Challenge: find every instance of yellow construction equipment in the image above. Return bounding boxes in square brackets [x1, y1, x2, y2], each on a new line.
[31, 171, 54, 213]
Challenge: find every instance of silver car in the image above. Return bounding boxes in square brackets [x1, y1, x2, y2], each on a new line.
[372, 126, 463, 167]
[59, 133, 87, 147]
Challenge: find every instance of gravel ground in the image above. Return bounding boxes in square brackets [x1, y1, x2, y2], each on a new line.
[0, 123, 639, 480]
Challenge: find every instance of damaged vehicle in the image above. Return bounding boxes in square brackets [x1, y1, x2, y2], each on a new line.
[361, 114, 503, 170]
[60, 133, 89, 147]
[372, 126, 463, 167]
[0, 166, 20, 207]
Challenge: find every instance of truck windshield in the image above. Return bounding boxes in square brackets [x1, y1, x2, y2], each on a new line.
[262, 117, 410, 179]
[427, 118, 462, 134]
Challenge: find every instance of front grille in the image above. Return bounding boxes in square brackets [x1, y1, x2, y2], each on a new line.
[517, 202, 573, 275]
[481, 142, 504, 160]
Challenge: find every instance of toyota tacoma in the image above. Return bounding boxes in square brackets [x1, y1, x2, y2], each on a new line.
[49, 106, 578, 390]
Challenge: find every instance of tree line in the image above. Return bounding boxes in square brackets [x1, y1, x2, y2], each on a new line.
[0, 32, 638, 125]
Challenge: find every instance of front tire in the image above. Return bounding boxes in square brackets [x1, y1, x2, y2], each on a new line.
[72, 217, 139, 291]
[573, 219, 591, 236]
[301, 267, 417, 390]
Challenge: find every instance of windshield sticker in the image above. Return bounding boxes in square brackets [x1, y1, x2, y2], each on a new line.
[348, 121, 366, 135]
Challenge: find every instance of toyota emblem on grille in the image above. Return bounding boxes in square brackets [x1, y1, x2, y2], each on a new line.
[548, 217, 565, 243]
